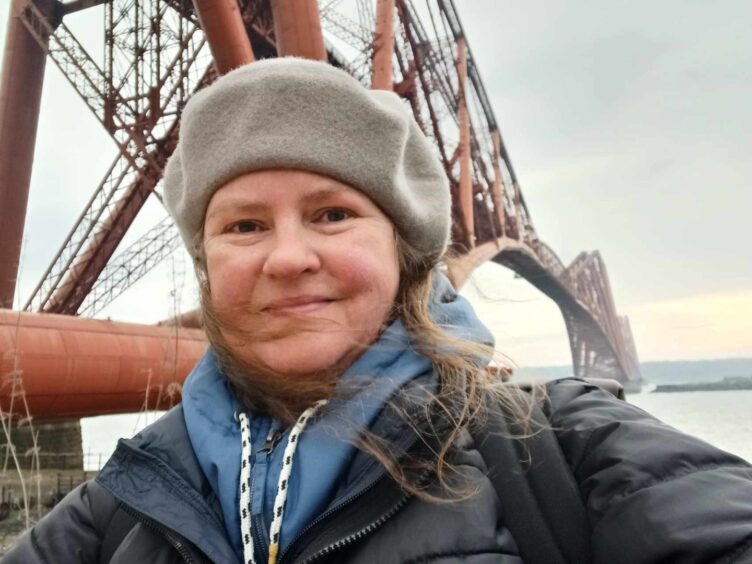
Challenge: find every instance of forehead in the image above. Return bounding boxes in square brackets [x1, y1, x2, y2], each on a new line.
[205, 169, 369, 216]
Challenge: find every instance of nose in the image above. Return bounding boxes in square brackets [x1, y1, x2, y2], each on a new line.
[261, 225, 321, 279]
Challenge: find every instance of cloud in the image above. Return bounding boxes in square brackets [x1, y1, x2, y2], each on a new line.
[626, 290, 752, 361]
[462, 264, 752, 367]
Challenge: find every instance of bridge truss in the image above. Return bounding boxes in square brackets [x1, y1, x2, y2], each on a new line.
[4, 0, 641, 389]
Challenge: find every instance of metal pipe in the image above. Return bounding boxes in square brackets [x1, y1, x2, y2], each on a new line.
[0, 309, 207, 419]
[513, 181, 525, 242]
[60, 0, 107, 16]
[490, 129, 505, 236]
[44, 164, 161, 314]
[0, 0, 51, 308]
[456, 37, 473, 246]
[396, 1, 448, 167]
[192, 0, 254, 74]
[270, 0, 326, 60]
[157, 308, 202, 329]
[371, 0, 395, 90]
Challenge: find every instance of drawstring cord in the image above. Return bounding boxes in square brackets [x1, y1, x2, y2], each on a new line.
[238, 400, 328, 564]
[238, 410, 255, 564]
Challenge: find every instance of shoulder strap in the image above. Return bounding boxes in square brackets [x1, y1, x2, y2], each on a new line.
[512, 377, 624, 400]
[99, 504, 138, 564]
[471, 387, 592, 564]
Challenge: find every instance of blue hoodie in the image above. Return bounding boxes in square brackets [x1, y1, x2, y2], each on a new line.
[182, 273, 493, 560]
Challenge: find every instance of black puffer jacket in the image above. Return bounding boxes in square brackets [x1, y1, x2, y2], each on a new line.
[5, 379, 752, 563]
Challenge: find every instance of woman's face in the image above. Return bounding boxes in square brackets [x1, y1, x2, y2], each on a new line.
[203, 169, 400, 377]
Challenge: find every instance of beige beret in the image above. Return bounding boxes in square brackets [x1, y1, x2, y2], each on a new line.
[163, 57, 451, 259]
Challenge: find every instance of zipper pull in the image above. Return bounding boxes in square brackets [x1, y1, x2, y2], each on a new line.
[259, 426, 284, 453]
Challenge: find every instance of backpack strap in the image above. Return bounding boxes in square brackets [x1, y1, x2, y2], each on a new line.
[512, 377, 624, 400]
[581, 377, 625, 399]
[471, 386, 592, 564]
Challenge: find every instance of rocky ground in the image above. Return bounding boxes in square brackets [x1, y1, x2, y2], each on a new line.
[0, 510, 31, 555]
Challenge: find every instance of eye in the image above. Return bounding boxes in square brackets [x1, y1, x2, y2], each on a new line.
[320, 208, 352, 223]
[228, 220, 262, 234]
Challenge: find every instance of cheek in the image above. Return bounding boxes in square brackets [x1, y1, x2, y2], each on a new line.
[331, 243, 399, 307]
[207, 249, 261, 307]
[339, 254, 380, 289]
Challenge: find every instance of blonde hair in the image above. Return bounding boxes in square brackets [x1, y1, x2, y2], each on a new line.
[192, 230, 536, 502]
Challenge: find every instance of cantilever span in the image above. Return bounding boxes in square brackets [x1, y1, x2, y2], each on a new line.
[449, 237, 641, 387]
[1, 0, 641, 428]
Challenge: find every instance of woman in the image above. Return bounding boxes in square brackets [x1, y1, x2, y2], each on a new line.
[6, 58, 752, 564]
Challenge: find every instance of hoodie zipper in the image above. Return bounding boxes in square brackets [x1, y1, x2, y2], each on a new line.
[251, 423, 286, 562]
[260, 425, 284, 454]
[119, 502, 198, 563]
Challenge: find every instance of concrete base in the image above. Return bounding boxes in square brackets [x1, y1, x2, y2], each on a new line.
[3, 418, 83, 470]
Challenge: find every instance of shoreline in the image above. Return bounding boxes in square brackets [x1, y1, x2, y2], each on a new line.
[652, 377, 752, 393]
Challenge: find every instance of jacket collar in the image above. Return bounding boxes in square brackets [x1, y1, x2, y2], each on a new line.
[96, 406, 241, 564]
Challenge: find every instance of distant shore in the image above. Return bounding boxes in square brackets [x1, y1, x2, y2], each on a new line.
[653, 376, 752, 393]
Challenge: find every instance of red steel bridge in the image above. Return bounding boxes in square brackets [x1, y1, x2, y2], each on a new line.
[0, 0, 642, 424]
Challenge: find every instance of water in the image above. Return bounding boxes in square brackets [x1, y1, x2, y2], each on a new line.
[80, 390, 752, 469]
[628, 390, 752, 462]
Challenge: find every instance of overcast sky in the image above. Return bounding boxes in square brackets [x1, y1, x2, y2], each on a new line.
[2, 1, 750, 368]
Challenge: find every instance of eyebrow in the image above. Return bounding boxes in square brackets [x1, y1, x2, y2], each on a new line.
[205, 185, 354, 221]
[300, 185, 351, 205]
[205, 200, 268, 221]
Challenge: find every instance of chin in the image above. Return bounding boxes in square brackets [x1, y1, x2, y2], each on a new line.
[251, 335, 361, 378]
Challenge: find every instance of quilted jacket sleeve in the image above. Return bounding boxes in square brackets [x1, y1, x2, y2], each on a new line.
[3, 479, 116, 563]
[546, 378, 752, 564]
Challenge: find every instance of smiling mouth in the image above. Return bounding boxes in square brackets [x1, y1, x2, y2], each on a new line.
[262, 297, 335, 315]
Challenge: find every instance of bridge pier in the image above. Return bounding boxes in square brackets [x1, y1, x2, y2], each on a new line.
[562, 308, 622, 380]
[4, 418, 83, 470]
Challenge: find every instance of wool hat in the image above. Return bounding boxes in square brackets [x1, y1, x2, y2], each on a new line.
[163, 57, 451, 260]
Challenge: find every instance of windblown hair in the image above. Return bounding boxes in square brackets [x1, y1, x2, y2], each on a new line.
[192, 231, 537, 503]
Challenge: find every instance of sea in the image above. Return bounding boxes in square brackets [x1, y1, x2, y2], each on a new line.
[517, 357, 752, 462]
[80, 358, 752, 468]
[628, 389, 752, 462]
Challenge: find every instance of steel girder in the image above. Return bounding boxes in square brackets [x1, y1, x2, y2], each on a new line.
[9, 0, 641, 392]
